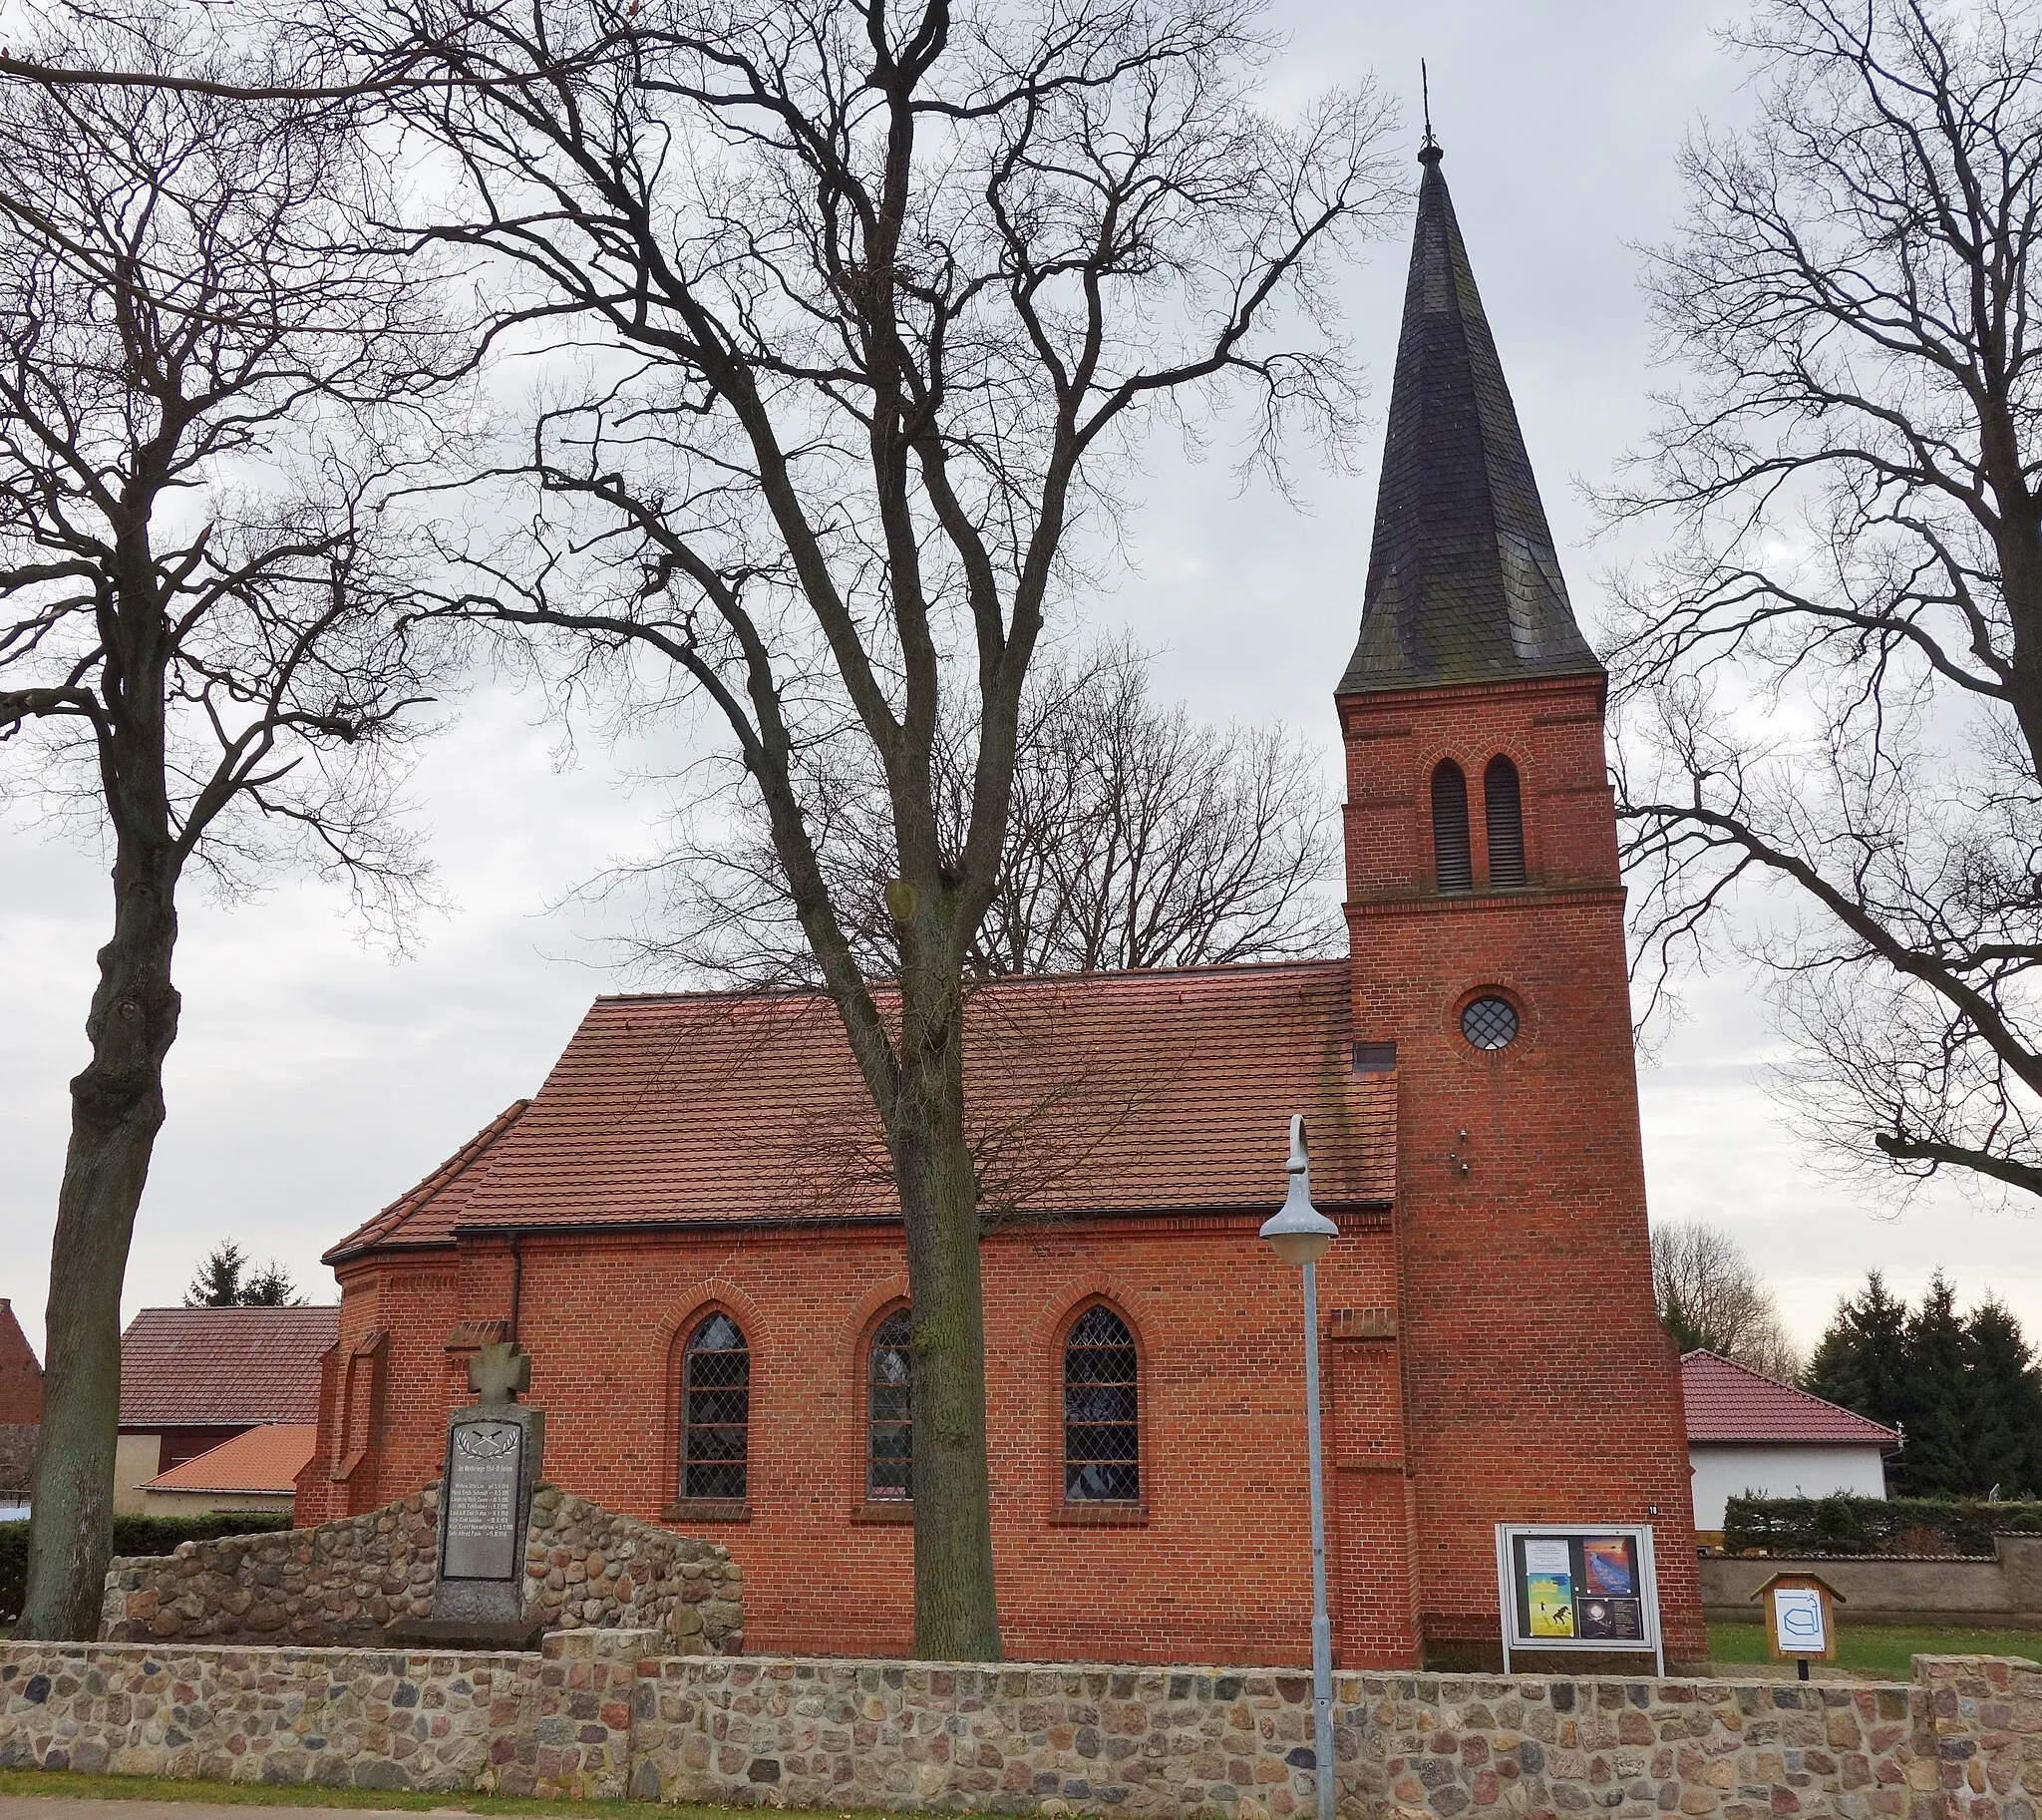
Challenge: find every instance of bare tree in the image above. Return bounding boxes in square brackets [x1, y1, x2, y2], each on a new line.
[340, 0, 1394, 1656]
[1604, 0, 2042, 1207]
[1650, 1220, 1803, 1382]
[0, 19, 456, 1637]
[610, 636, 1342, 985]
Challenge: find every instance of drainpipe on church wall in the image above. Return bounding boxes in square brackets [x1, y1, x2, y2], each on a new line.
[509, 1235, 522, 1343]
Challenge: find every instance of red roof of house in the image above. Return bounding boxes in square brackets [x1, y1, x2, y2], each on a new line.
[140, 1422, 316, 1495]
[0, 1298, 42, 1425]
[328, 960, 1396, 1261]
[1681, 1349, 1900, 1446]
[119, 1306, 338, 1427]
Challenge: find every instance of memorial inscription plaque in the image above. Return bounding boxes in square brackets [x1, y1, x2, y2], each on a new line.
[443, 1418, 524, 1580]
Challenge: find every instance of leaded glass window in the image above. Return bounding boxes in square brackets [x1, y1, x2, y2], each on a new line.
[681, 1311, 749, 1500]
[1063, 1305, 1139, 1502]
[867, 1307, 912, 1501]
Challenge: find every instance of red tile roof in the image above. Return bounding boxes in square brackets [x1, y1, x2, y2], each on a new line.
[324, 1100, 530, 1263]
[329, 960, 1394, 1259]
[140, 1423, 316, 1494]
[119, 1307, 338, 1427]
[1681, 1349, 1900, 1446]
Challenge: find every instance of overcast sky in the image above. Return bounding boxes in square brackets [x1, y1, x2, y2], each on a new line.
[2, 0, 2036, 1361]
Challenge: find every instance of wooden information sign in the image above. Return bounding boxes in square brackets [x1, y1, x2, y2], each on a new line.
[1751, 1571, 1843, 1679]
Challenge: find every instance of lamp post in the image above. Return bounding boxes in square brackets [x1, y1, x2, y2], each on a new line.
[1260, 1114, 1340, 1820]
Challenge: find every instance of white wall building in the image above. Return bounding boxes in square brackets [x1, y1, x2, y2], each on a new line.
[1681, 1350, 1900, 1537]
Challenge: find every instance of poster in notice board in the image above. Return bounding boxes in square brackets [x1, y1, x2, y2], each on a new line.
[1494, 1525, 1663, 1674]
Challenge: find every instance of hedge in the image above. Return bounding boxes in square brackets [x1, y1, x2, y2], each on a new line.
[1722, 1493, 2042, 1557]
[0, 1512, 294, 1626]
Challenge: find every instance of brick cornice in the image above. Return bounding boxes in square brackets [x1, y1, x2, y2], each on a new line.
[1346, 884, 1626, 918]
[1336, 669, 1607, 722]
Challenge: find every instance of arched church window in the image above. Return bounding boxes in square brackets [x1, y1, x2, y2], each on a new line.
[1431, 761, 1473, 894]
[681, 1311, 749, 1500]
[867, 1307, 912, 1501]
[1063, 1304, 1140, 1502]
[1485, 757, 1527, 889]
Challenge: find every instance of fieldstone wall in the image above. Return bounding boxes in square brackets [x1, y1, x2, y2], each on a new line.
[1919, 1655, 2041, 1820]
[628, 1658, 1957, 1820]
[98, 1482, 742, 1653]
[0, 1628, 651, 1799]
[4, 1642, 2036, 1819]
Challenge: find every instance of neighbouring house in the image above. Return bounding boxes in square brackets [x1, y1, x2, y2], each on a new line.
[0, 1297, 41, 1504]
[298, 139, 1710, 1670]
[117, 1305, 337, 1515]
[1682, 1349, 1899, 1541]
[135, 1421, 317, 1518]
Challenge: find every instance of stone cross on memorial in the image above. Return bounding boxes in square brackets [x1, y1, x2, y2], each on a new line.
[407, 1340, 546, 1647]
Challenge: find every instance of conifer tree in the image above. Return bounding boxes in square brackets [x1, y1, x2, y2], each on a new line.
[1803, 1272, 1913, 1429]
[1806, 1272, 2042, 1499]
[1964, 1299, 2042, 1498]
[1898, 1274, 1973, 1496]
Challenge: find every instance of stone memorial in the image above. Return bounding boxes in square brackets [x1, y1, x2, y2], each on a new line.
[401, 1340, 545, 1648]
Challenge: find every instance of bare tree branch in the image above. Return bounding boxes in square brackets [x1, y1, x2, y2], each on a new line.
[366, 0, 1397, 1656]
[592, 634, 1342, 986]
[0, 11, 463, 1638]
[1603, 0, 2042, 1207]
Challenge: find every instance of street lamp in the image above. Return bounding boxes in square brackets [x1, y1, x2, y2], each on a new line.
[1260, 1114, 1340, 1820]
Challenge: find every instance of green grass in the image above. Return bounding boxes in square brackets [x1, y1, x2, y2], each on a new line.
[1707, 1621, 2042, 1680]
[0, 1769, 891, 1819]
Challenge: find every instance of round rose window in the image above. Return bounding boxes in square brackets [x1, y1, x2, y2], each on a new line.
[1461, 995, 1520, 1050]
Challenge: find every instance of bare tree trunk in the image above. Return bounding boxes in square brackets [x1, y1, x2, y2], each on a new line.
[0, 29, 449, 1639]
[894, 970, 1000, 1662]
[19, 835, 181, 1639]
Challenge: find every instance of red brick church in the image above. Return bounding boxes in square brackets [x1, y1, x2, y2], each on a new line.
[300, 144, 1706, 1668]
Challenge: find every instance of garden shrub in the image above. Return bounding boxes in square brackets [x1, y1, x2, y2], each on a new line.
[1722, 1493, 2042, 1557]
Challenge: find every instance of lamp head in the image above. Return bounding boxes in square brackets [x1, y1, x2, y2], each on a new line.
[1260, 1114, 1337, 1267]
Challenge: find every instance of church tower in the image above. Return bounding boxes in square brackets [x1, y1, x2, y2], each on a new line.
[1339, 140, 1705, 1661]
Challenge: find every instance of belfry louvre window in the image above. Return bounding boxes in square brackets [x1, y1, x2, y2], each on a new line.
[1431, 761, 1473, 894]
[681, 1311, 749, 1500]
[867, 1307, 912, 1500]
[1485, 757, 1527, 889]
[1064, 1305, 1140, 1502]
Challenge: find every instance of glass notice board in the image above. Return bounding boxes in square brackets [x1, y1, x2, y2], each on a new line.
[1494, 1524, 1664, 1675]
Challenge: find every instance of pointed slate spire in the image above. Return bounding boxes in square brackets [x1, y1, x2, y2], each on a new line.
[1338, 142, 1601, 696]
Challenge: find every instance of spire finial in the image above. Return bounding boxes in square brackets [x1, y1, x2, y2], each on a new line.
[1420, 60, 1442, 166]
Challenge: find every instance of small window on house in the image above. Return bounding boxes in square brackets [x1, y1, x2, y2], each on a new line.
[867, 1307, 912, 1501]
[1485, 757, 1527, 889]
[1064, 1305, 1140, 1502]
[681, 1311, 749, 1500]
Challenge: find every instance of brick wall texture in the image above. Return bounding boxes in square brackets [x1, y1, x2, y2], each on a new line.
[2, 1639, 2034, 1819]
[98, 1483, 742, 1652]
